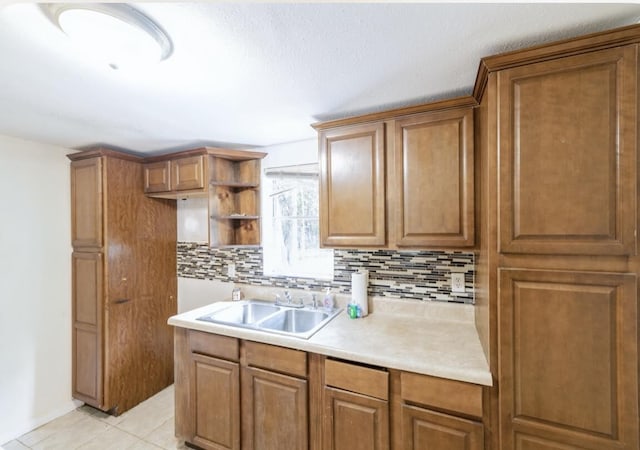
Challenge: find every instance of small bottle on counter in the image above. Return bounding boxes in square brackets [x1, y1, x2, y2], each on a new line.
[323, 288, 334, 311]
[347, 300, 361, 319]
[231, 287, 242, 301]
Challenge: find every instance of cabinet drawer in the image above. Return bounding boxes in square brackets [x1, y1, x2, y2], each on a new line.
[189, 331, 239, 362]
[401, 372, 482, 419]
[243, 341, 307, 378]
[325, 359, 388, 400]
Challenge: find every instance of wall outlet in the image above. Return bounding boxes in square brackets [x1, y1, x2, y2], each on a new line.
[451, 273, 465, 293]
[227, 263, 236, 278]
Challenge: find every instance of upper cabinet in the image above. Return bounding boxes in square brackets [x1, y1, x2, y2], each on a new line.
[497, 45, 637, 256]
[319, 122, 386, 247]
[143, 147, 266, 247]
[144, 154, 207, 194]
[394, 108, 474, 247]
[315, 101, 475, 249]
[71, 156, 103, 248]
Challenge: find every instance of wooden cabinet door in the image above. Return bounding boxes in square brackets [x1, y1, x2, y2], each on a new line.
[143, 161, 171, 193]
[324, 387, 389, 450]
[498, 45, 637, 255]
[190, 353, 240, 450]
[172, 155, 206, 191]
[394, 108, 474, 247]
[499, 268, 638, 450]
[241, 366, 308, 450]
[72, 251, 103, 408]
[319, 122, 386, 247]
[71, 157, 103, 248]
[401, 404, 483, 450]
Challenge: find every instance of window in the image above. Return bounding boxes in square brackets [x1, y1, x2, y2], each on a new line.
[263, 163, 333, 279]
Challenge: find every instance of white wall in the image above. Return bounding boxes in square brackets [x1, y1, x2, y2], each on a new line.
[0, 135, 79, 444]
[175, 139, 318, 311]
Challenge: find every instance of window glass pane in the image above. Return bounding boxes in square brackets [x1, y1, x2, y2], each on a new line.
[263, 164, 333, 279]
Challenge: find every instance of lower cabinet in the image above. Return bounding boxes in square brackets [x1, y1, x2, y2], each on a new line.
[323, 358, 389, 450]
[242, 366, 308, 450]
[174, 329, 486, 450]
[191, 354, 240, 450]
[324, 387, 388, 450]
[393, 371, 485, 450]
[499, 269, 638, 450]
[401, 405, 483, 450]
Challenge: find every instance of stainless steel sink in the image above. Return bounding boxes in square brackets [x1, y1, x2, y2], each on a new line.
[199, 301, 281, 325]
[197, 300, 341, 339]
[258, 309, 329, 335]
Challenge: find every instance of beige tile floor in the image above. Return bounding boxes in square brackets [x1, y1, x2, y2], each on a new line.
[2, 385, 185, 450]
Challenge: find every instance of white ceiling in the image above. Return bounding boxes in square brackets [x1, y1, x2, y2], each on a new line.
[0, 2, 639, 154]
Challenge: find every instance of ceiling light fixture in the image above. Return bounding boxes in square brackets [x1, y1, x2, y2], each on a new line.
[40, 3, 173, 70]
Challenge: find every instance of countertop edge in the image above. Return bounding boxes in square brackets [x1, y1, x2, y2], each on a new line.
[168, 302, 493, 387]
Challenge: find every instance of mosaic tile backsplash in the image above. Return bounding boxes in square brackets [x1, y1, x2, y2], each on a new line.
[177, 243, 475, 304]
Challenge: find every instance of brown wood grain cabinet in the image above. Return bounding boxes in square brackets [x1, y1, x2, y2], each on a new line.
[315, 101, 475, 249]
[143, 147, 266, 247]
[70, 156, 103, 248]
[499, 269, 637, 450]
[474, 27, 640, 450]
[175, 333, 310, 450]
[241, 366, 308, 450]
[241, 341, 309, 450]
[174, 330, 485, 450]
[401, 405, 484, 450]
[497, 45, 637, 256]
[394, 108, 474, 247]
[323, 359, 389, 450]
[392, 370, 484, 450]
[69, 149, 177, 415]
[318, 122, 387, 247]
[174, 330, 241, 450]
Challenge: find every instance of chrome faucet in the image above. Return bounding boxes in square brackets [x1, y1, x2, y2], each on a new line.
[276, 290, 293, 307]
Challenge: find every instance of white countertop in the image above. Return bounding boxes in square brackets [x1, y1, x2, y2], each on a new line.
[168, 299, 493, 387]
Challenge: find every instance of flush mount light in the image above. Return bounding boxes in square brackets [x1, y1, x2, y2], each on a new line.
[40, 3, 172, 70]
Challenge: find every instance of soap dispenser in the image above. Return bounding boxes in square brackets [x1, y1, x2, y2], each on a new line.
[323, 288, 334, 311]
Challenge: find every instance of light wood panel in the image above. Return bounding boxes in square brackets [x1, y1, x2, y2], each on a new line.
[174, 328, 190, 441]
[72, 251, 103, 407]
[74, 328, 100, 403]
[324, 359, 388, 400]
[190, 330, 239, 361]
[474, 24, 640, 101]
[70, 157, 103, 248]
[324, 387, 389, 450]
[172, 155, 206, 191]
[498, 45, 637, 256]
[499, 268, 638, 449]
[400, 372, 483, 419]
[243, 341, 307, 378]
[103, 156, 176, 414]
[402, 405, 484, 450]
[69, 150, 177, 415]
[192, 354, 241, 450]
[319, 122, 386, 247]
[143, 160, 171, 193]
[312, 96, 478, 130]
[394, 108, 474, 247]
[241, 366, 308, 450]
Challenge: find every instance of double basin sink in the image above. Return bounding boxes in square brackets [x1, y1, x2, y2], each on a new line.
[197, 300, 342, 339]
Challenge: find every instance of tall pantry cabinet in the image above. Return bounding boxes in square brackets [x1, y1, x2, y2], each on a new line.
[475, 27, 640, 449]
[69, 149, 177, 414]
